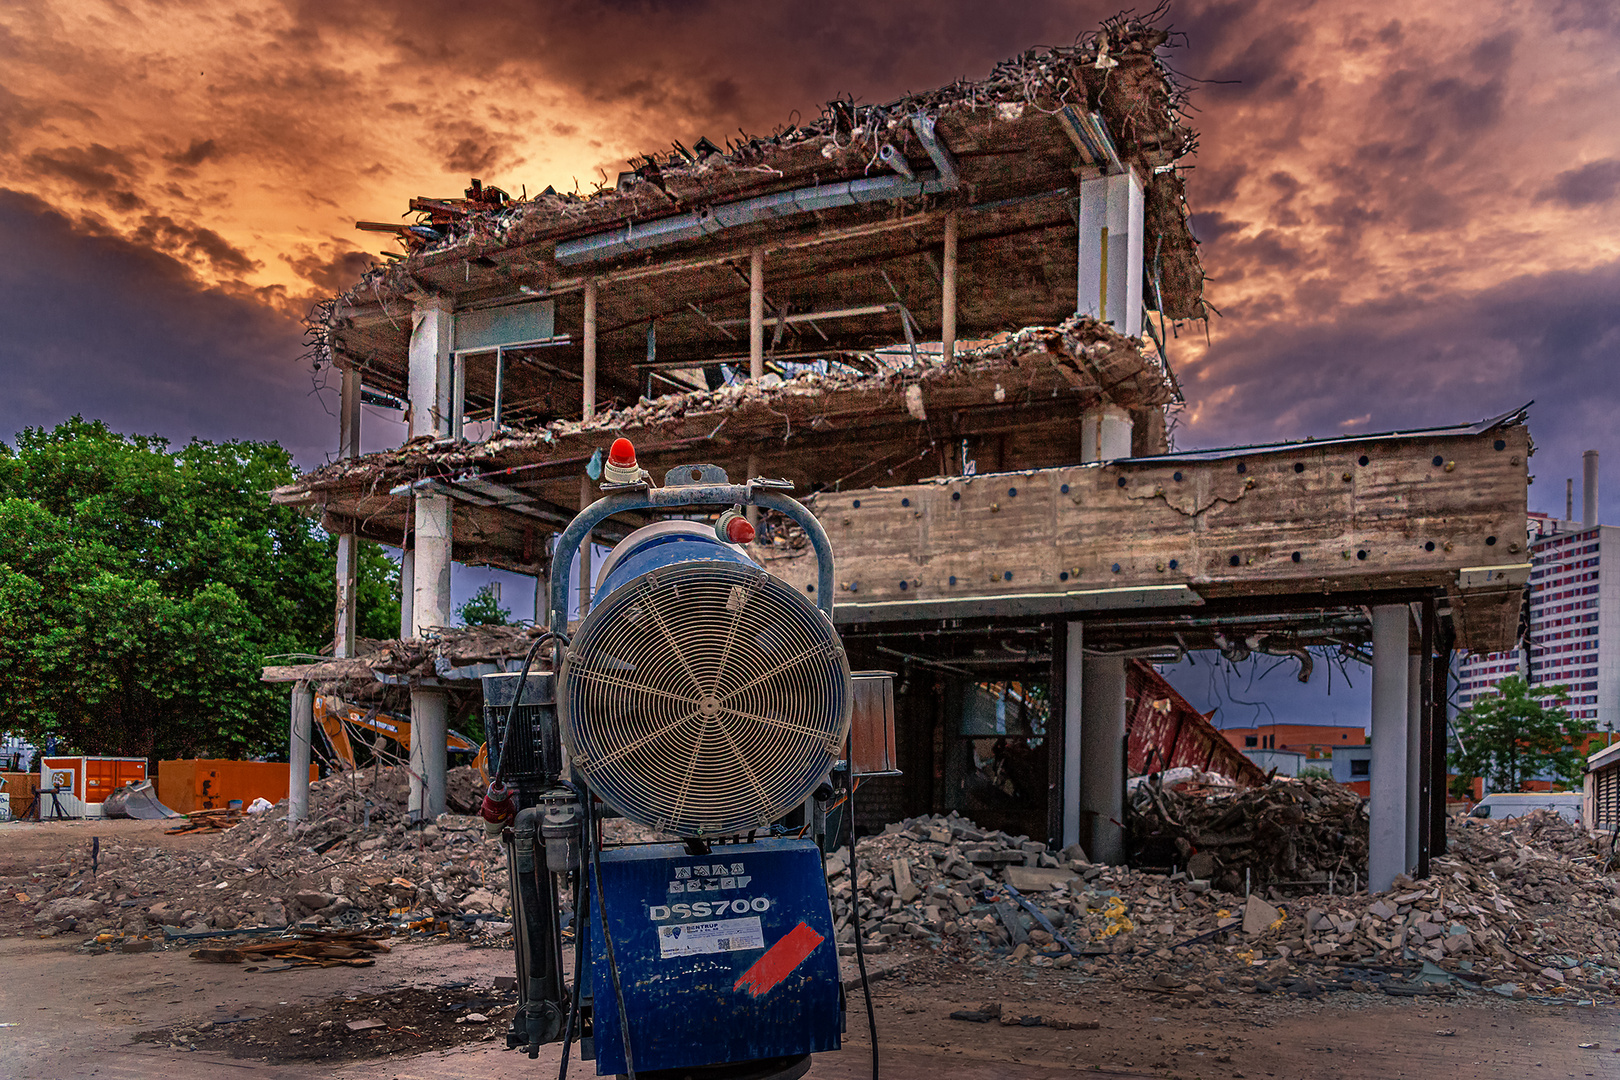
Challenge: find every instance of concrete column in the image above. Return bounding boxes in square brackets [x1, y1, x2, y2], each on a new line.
[1080, 654, 1127, 864]
[408, 688, 448, 822]
[398, 546, 415, 640]
[1369, 604, 1411, 892]
[1061, 620, 1084, 851]
[334, 533, 358, 658]
[339, 365, 361, 458]
[408, 297, 453, 438]
[288, 682, 313, 832]
[1081, 403, 1134, 463]
[534, 568, 549, 627]
[408, 491, 452, 822]
[941, 211, 959, 362]
[412, 496, 452, 636]
[749, 248, 765, 380]
[1077, 167, 1144, 337]
[582, 280, 598, 420]
[1406, 652, 1423, 873]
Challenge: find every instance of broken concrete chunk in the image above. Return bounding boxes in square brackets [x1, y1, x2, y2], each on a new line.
[1241, 894, 1281, 935]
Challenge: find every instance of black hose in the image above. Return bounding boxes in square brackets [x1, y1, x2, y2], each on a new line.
[491, 630, 555, 786]
[587, 793, 637, 1079]
[556, 866, 586, 1080]
[847, 778, 879, 1080]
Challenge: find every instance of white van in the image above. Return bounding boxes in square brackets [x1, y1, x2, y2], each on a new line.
[1468, 792, 1582, 825]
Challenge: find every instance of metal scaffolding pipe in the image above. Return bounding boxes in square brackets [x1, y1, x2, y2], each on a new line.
[941, 211, 959, 361]
[1369, 604, 1410, 892]
[749, 248, 765, 380]
[582, 279, 598, 420]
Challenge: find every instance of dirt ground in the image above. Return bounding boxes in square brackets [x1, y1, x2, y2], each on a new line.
[3, 821, 1617, 1080]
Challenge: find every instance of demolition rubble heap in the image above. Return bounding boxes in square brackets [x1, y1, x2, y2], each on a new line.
[1128, 776, 1371, 894]
[13, 767, 518, 943]
[837, 801, 1620, 1001]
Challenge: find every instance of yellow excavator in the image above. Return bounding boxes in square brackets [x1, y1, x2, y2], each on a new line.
[313, 695, 487, 778]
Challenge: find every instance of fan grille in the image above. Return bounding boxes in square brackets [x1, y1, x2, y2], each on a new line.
[559, 561, 851, 837]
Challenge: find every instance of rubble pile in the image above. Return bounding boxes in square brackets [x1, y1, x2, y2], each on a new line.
[836, 807, 1620, 1000]
[7, 766, 518, 943]
[1128, 776, 1370, 893]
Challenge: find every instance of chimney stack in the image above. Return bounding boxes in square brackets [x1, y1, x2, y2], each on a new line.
[1583, 449, 1599, 527]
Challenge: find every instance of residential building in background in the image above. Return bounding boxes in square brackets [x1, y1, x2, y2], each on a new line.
[1457, 454, 1616, 740]
[1219, 722, 1366, 761]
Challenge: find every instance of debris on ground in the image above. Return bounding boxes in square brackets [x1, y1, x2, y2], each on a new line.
[839, 802, 1620, 1002]
[166, 807, 246, 834]
[1128, 775, 1371, 893]
[189, 927, 391, 970]
[135, 984, 516, 1061]
[1, 765, 519, 944]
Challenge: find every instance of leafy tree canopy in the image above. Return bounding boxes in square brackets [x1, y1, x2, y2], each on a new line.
[457, 584, 512, 627]
[1448, 675, 1583, 794]
[0, 418, 397, 759]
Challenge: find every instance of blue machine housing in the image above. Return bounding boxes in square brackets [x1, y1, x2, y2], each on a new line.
[591, 521, 757, 606]
[588, 837, 842, 1075]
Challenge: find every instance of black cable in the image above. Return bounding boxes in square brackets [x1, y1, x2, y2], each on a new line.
[492, 631, 555, 786]
[557, 863, 586, 1080]
[587, 792, 637, 1079]
[846, 776, 879, 1080]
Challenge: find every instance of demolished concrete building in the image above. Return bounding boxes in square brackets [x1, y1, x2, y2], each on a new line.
[267, 13, 1531, 893]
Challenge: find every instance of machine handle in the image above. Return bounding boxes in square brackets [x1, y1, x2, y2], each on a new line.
[548, 482, 837, 631]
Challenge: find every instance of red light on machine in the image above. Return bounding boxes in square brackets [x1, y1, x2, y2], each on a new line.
[716, 508, 755, 545]
[604, 438, 642, 484]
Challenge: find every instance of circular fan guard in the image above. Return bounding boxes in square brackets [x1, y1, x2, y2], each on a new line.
[559, 561, 851, 837]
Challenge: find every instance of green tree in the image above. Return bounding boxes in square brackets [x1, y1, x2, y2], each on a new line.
[1448, 675, 1583, 793]
[0, 417, 396, 758]
[457, 584, 512, 627]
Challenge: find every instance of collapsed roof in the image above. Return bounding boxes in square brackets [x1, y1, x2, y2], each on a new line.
[313, 13, 1204, 429]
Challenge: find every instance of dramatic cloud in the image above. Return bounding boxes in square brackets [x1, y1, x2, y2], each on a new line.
[0, 0, 1615, 516]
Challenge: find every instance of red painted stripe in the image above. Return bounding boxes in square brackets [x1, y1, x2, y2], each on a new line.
[733, 921, 825, 998]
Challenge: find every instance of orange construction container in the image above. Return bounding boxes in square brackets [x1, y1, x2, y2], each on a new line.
[157, 759, 316, 814]
[40, 756, 147, 805]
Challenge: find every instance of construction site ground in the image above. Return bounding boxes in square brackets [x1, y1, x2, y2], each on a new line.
[4, 820, 1616, 1080]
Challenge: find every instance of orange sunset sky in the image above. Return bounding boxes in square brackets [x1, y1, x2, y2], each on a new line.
[3, 0, 1618, 518]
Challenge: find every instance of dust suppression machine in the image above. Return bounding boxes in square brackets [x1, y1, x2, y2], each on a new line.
[480, 440, 894, 1079]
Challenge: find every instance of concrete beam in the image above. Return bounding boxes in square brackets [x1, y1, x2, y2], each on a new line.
[1369, 604, 1410, 892]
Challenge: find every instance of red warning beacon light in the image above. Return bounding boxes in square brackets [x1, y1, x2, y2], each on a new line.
[716, 508, 755, 545]
[603, 437, 642, 484]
